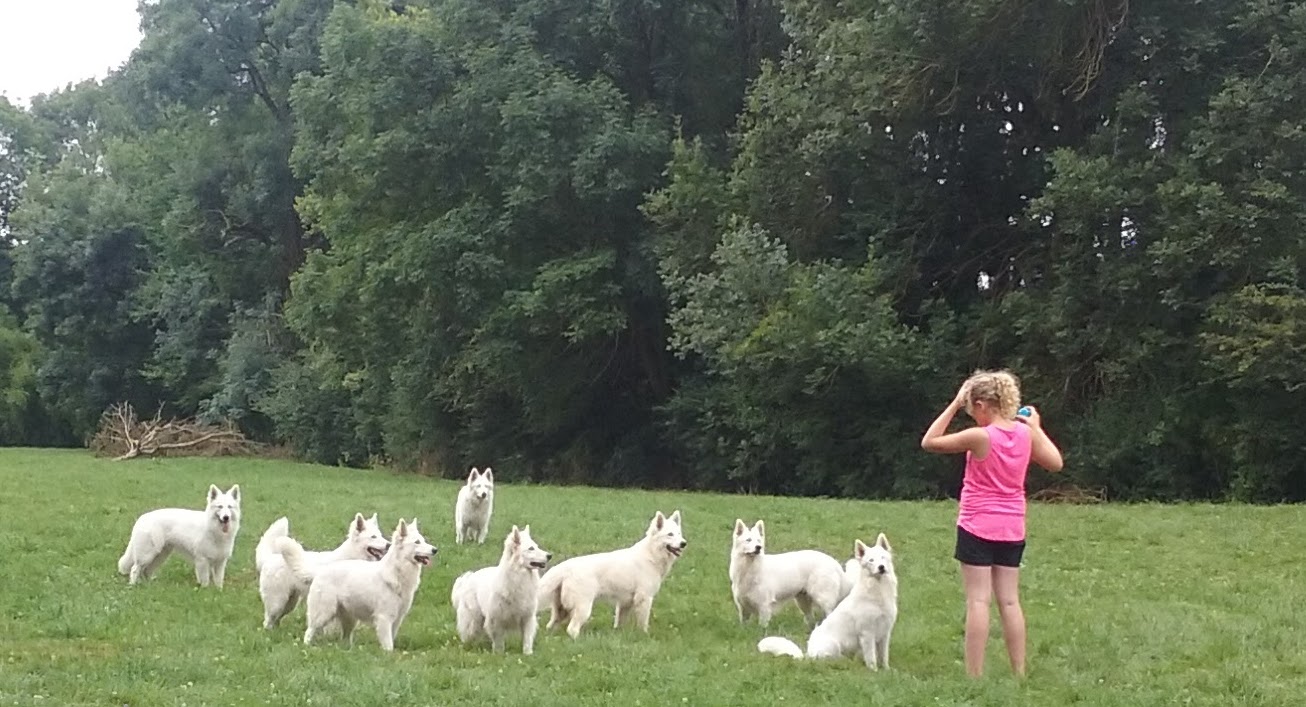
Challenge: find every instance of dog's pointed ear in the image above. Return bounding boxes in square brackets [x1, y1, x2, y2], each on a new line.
[876, 532, 891, 552]
[396, 519, 408, 538]
[523, 524, 530, 536]
[228, 485, 240, 502]
[467, 467, 479, 483]
[754, 520, 765, 536]
[368, 513, 379, 525]
[734, 519, 746, 536]
[854, 539, 868, 559]
[652, 511, 666, 531]
[511, 525, 521, 544]
[484, 467, 493, 482]
[354, 513, 366, 533]
[670, 510, 681, 525]
[410, 517, 420, 532]
[208, 484, 220, 502]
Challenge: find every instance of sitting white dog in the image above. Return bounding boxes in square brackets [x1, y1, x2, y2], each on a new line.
[117, 484, 241, 588]
[452, 525, 552, 654]
[729, 518, 845, 628]
[758, 533, 899, 670]
[455, 467, 494, 544]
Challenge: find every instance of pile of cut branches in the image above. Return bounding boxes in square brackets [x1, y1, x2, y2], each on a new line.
[89, 403, 259, 461]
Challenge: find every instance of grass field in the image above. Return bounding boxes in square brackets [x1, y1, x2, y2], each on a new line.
[1, 449, 1303, 706]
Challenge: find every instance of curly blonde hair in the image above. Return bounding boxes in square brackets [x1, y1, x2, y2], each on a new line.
[963, 369, 1022, 420]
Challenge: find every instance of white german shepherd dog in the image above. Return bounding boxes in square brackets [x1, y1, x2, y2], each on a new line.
[538, 510, 687, 638]
[452, 524, 552, 654]
[729, 519, 845, 628]
[255, 513, 390, 629]
[757, 533, 898, 670]
[283, 518, 438, 651]
[117, 484, 241, 588]
[455, 467, 494, 544]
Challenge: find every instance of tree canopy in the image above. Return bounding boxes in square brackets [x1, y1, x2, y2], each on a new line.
[3, 0, 1303, 501]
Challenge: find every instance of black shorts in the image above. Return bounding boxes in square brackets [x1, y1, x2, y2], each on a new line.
[954, 525, 1025, 568]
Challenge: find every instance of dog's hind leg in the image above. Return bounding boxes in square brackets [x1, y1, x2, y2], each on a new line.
[613, 602, 627, 628]
[544, 585, 568, 631]
[339, 615, 357, 648]
[565, 598, 593, 639]
[794, 593, 816, 628]
[303, 600, 331, 646]
[264, 590, 299, 629]
[455, 604, 482, 643]
[137, 547, 172, 583]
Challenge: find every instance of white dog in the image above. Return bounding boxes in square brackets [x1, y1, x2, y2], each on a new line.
[452, 525, 552, 654]
[730, 519, 845, 628]
[455, 467, 494, 544]
[538, 510, 687, 639]
[282, 518, 438, 651]
[117, 484, 241, 588]
[757, 533, 898, 670]
[255, 513, 390, 629]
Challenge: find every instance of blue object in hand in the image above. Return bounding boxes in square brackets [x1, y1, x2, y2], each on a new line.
[1016, 406, 1033, 418]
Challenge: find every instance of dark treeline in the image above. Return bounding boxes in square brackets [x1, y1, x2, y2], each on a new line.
[2, 0, 1303, 501]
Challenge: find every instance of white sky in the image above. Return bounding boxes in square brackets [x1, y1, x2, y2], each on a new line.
[0, 0, 143, 106]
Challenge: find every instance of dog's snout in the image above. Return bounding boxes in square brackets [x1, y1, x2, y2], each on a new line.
[678, 540, 688, 549]
[545, 552, 553, 561]
[876, 564, 887, 574]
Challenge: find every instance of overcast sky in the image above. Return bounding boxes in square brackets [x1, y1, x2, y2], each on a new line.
[0, 0, 142, 106]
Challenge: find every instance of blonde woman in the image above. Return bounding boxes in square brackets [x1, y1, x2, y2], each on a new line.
[921, 370, 1063, 678]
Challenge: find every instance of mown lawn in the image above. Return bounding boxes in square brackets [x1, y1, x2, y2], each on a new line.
[0, 448, 1302, 706]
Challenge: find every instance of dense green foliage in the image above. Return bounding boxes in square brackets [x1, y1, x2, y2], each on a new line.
[2, 0, 1303, 500]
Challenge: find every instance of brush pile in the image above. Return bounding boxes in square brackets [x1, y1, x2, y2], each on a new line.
[89, 402, 259, 461]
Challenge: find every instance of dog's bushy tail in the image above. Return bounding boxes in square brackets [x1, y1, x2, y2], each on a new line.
[256, 517, 291, 573]
[757, 636, 804, 659]
[275, 536, 315, 585]
[450, 571, 474, 606]
[536, 566, 563, 613]
[117, 544, 133, 576]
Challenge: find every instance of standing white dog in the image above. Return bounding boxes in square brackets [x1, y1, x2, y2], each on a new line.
[538, 510, 687, 639]
[455, 467, 494, 544]
[757, 533, 899, 670]
[255, 513, 390, 629]
[117, 484, 241, 588]
[283, 518, 438, 651]
[729, 519, 845, 628]
[451, 525, 552, 654]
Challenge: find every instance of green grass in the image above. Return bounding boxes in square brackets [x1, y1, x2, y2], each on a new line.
[1, 449, 1303, 706]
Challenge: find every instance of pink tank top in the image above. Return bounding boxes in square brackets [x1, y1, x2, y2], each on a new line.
[958, 423, 1032, 542]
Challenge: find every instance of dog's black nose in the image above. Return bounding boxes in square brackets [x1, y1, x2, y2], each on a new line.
[546, 553, 553, 560]
[877, 565, 886, 574]
[432, 547, 440, 554]
[679, 541, 688, 548]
